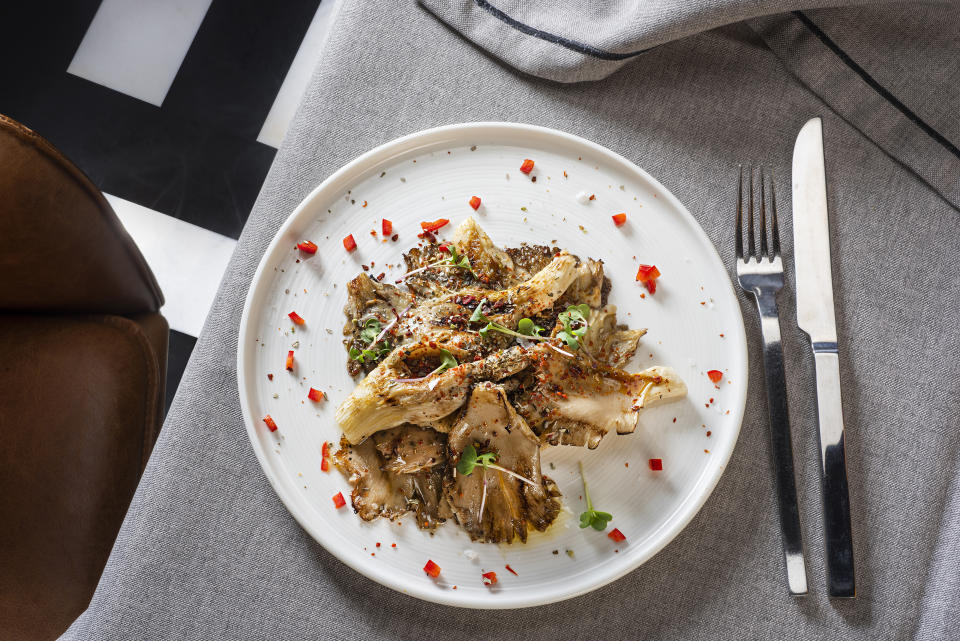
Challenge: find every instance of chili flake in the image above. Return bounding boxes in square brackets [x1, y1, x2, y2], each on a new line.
[482, 571, 498, 586]
[608, 528, 626, 543]
[382, 219, 393, 236]
[611, 213, 627, 226]
[519, 159, 535, 174]
[288, 311, 306, 325]
[307, 387, 325, 402]
[648, 458, 663, 471]
[342, 234, 357, 252]
[285, 350, 295, 371]
[332, 492, 346, 508]
[469, 196, 481, 210]
[707, 369, 723, 383]
[505, 564, 518, 576]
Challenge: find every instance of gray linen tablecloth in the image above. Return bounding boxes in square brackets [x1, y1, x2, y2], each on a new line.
[62, 2, 960, 639]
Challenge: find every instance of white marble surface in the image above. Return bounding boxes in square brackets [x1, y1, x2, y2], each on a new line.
[258, 0, 343, 148]
[107, 193, 236, 336]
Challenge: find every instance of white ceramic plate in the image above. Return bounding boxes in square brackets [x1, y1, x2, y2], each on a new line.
[238, 123, 747, 609]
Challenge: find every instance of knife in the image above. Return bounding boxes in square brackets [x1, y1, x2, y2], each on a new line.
[792, 117, 856, 598]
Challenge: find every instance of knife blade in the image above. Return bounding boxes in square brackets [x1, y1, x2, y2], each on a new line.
[792, 117, 856, 598]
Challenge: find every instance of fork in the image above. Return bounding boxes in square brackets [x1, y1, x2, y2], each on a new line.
[735, 166, 809, 596]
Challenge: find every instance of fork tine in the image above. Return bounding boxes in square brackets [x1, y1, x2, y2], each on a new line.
[769, 168, 781, 257]
[747, 167, 756, 259]
[735, 165, 743, 259]
[759, 169, 768, 258]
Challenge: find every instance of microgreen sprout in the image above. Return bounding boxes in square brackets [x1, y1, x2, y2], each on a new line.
[557, 304, 590, 351]
[400, 245, 477, 280]
[349, 341, 391, 363]
[428, 349, 459, 376]
[456, 444, 538, 487]
[470, 299, 551, 343]
[359, 318, 381, 343]
[350, 317, 393, 363]
[578, 461, 613, 531]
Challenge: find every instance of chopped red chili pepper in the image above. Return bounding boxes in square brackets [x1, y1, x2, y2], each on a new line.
[608, 528, 626, 543]
[288, 311, 306, 325]
[423, 560, 441, 578]
[505, 564, 518, 576]
[342, 234, 357, 252]
[321, 442, 330, 458]
[519, 159, 535, 174]
[707, 370, 723, 383]
[611, 213, 627, 226]
[635, 264, 661, 282]
[420, 219, 450, 233]
[635, 264, 661, 294]
[469, 196, 482, 210]
[262, 415, 278, 432]
[648, 458, 663, 471]
[285, 350, 294, 371]
[297, 240, 318, 254]
[382, 219, 393, 236]
[481, 571, 498, 586]
[332, 492, 346, 508]
[307, 387, 324, 402]
[438, 243, 450, 254]
[320, 458, 330, 472]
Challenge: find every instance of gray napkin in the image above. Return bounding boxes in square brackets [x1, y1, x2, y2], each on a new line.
[419, 0, 920, 82]
[61, 2, 960, 640]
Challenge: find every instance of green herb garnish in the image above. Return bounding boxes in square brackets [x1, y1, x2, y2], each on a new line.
[428, 348, 458, 376]
[349, 341, 391, 364]
[402, 245, 476, 280]
[578, 461, 612, 531]
[456, 444, 538, 486]
[359, 318, 381, 343]
[446, 245, 476, 277]
[456, 444, 497, 476]
[517, 317, 546, 337]
[471, 299, 550, 342]
[557, 304, 590, 351]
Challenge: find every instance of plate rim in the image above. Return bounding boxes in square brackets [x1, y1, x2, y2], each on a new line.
[237, 121, 748, 609]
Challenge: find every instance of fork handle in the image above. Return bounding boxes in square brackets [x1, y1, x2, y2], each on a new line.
[756, 293, 809, 595]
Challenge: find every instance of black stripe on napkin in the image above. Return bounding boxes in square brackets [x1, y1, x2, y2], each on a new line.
[793, 11, 960, 162]
[473, 0, 652, 61]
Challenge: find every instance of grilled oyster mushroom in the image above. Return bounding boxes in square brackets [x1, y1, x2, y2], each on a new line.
[452, 216, 516, 283]
[556, 259, 605, 310]
[580, 305, 647, 368]
[343, 274, 416, 375]
[373, 425, 446, 474]
[333, 437, 410, 520]
[336, 343, 531, 443]
[403, 467, 454, 529]
[349, 251, 579, 365]
[445, 383, 561, 543]
[513, 344, 687, 448]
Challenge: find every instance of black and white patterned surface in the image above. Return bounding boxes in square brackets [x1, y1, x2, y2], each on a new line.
[1, 0, 338, 410]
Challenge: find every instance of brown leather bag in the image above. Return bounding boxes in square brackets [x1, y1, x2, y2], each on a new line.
[0, 114, 168, 641]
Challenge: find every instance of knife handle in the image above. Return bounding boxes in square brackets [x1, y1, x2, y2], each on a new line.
[756, 295, 808, 595]
[812, 345, 856, 598]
